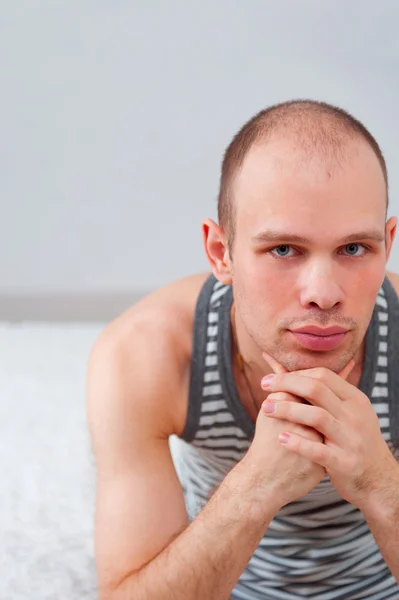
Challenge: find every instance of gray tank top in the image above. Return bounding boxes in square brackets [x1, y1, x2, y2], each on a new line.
[169, 274, 399, 600]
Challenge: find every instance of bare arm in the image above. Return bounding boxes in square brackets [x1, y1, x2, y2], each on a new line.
[87, 314, 188, 595]
[87, 313, 281, 600]
[361, 471, 399, 583]
[87, 300, 328, 600]
[113, 460, 278, 600]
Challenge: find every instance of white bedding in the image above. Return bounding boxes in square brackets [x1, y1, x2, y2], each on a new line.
[0, 322, 103, 600]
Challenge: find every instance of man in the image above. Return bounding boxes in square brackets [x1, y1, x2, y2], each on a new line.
[86, 100, 399, 600]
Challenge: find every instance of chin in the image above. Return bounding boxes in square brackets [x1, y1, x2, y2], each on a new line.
[272, 350, 352, 374]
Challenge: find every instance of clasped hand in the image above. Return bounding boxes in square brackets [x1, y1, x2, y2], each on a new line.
[260, 352, 398, 511]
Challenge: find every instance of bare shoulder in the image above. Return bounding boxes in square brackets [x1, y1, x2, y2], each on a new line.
[386, 270, 399, 296]
[87, 271, 212, 437]
[98, 270, 212, 356]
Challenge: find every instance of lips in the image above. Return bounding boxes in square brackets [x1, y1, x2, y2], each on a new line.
[289, 325, 349, 351]
[291, 325, 349, 336]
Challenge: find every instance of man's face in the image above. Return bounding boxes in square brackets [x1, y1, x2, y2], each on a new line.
[230, 136, 394, 373]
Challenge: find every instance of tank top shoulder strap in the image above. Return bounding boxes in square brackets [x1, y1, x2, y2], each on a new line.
[181, 273, 230, 441]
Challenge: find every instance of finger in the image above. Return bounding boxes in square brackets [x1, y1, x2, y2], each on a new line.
[338, 359, 355, 380]
[278, 431, 330, 469]
[263, 397, 334, 440]
[262, 351, 288, 374]
[263, 372, 341, 412]
[290, 359, 356, 394]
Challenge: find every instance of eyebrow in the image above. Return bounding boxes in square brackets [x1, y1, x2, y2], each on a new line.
[251, 229, 386, 246]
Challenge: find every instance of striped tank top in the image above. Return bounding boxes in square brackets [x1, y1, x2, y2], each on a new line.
[169, 273, 399, 600]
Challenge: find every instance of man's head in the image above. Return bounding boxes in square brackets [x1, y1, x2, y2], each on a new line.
[203, 99, 397, 373]
[218, 100, 390, 254]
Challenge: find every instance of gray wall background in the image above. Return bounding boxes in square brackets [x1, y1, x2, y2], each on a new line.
[2, 1, 399, 318]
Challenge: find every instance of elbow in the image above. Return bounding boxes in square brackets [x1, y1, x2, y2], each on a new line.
[98, 571, 141, 600]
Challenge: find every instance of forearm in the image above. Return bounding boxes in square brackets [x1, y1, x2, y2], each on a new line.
[111, 459, 279, 600]
[361, 469, 399, 583]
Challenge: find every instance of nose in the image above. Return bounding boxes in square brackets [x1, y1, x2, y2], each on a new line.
[299, 261, 344, 310]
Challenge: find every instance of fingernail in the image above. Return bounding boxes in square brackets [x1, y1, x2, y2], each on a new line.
[262, 401, 276, 413]
[261, 375, 275, 389]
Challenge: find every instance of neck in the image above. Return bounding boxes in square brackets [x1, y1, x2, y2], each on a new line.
[230, 304, 274, 418]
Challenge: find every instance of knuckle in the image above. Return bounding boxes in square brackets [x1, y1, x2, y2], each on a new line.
[329, 416, 340, 432]
[310, 409, 323, 428]
[313, 408, 329, 429]
[312, 442, 326, 463]
[307, 378, 322, 398]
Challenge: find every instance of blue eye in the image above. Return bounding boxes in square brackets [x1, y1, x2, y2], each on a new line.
[345, 243, 367, 256]
[270, 245, 296, 258]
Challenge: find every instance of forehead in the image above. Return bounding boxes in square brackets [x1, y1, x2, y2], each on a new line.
[233, 136, 387, 234]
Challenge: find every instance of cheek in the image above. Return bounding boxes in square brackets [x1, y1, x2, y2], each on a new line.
[337, 267, 384, 343]
[235, 264, 293, 320]
[245, 259, 293, 299]
[347, 264, 385, 306]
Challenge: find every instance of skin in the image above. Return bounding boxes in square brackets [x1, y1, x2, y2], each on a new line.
[203, 135, 397, 413]
[88, 130, 399, 597]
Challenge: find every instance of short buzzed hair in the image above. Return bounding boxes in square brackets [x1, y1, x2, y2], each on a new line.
[217, 100, 389, 252]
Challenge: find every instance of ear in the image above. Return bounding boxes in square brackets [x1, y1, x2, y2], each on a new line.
[202, 218, 232, 285]
[385, 216, 397, 263]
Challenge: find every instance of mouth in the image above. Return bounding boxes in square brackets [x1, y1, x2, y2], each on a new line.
[289, 328, 349, 351]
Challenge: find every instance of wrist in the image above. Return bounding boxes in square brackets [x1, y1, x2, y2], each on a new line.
[359, 467, 399, 523]
[361, 493, 399, 533]
[222, 455, 282, 522]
